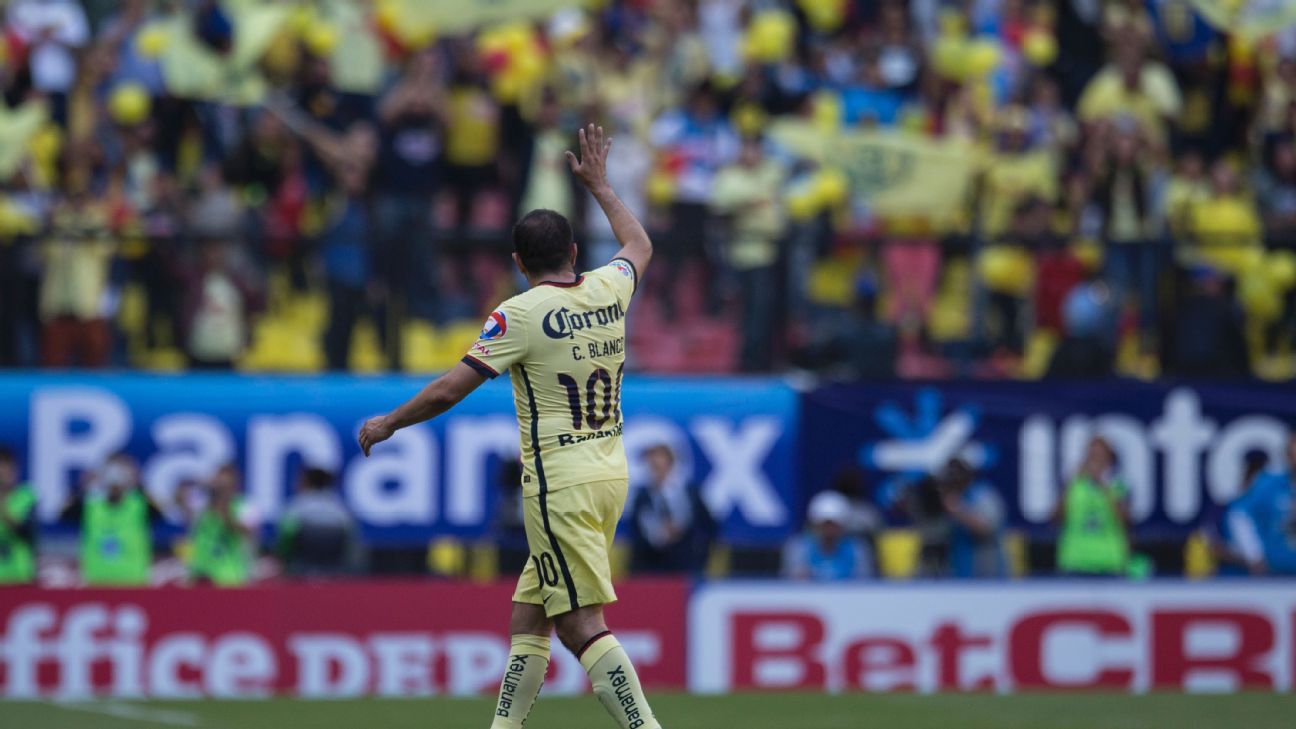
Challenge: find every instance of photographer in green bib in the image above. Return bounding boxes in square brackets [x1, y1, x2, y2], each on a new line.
[178, 464, 258, 586]
[0, 447, 37, 584]
[1055, 436, 1132, 576]
[60, 453, 165, 586]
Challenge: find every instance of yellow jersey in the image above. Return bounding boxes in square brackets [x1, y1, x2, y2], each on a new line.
[462, 259, 638, 496]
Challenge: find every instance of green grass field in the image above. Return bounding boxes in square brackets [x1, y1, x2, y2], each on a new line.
[4, 693, 1292, 729]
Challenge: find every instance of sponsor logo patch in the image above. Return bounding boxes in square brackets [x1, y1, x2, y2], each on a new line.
[480, 310, 508, 340]
[611, 259, 634, 278]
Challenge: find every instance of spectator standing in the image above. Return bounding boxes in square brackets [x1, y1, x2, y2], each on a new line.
[375, 48, 445, 326]
[650, 82, 739, 303]
[1055, 436, 1131, 576]
[0, 447, 37, 584]
[1190, 158, 1263, 280]
[629, 444, 715, 574]
[1089, 119, 1163, 344]
[517, 93, 576, 224]
[710, 136, 787, 370]
[1077, 43, 1181, 147]
[181, 240, 257, 369]
[275, 106, 383, 371]
[60, 452, 162, 586]
[1258, 138, 1296, 244]
[1225, 433, 1296, 575]
[1046, 280, 1116, 378]
[443, 49, 501, 243]
[180, 464, 258, 586]
[782, 491, 874, 581]
[5, 0, 90, 122]
[38, 176, 116, 368]
[1162, 267, 1250, 378]
[276, 467, 357, 577]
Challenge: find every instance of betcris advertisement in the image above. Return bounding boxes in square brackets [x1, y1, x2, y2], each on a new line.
[0, 374, 798, 545]
[801, 382, 1296, 539]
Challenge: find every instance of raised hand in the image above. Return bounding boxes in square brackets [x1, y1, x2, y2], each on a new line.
[565, 123, 612, 194]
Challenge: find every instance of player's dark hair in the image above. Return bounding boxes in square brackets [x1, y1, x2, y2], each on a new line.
[513, 209, 574, 275]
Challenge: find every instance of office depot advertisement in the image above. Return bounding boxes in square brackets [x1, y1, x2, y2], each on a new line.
[0, 580, 687, 698]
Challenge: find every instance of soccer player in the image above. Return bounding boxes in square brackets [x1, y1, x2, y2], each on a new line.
[358, 124, 661, 729]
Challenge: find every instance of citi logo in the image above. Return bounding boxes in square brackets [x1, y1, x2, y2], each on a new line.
[541, 303, 625, 340]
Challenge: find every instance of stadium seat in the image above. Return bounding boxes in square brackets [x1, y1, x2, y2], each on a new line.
[1019, 330, 1059, 380]
[1002, 530, 1028, 578]
[706, 544, 731, 578]
[470, 541, 499, 583]
[1183, 531, 1216, 579]
[427, 537, 468, 577]
[876, 529, 921, 579]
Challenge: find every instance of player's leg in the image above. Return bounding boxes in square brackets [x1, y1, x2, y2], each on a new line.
[553, 605, 662, 729]
[488, 541, 554, 728]
[551, 479, 661, 729]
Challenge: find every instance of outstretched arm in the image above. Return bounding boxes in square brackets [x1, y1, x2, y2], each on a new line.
[358, 362, 487, 456]
[566, 123, 653, 276]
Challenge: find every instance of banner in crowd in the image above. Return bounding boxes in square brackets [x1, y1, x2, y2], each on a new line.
[0, 374, 799, 544]
[800, 382, 1296, 538]
[0, 99, 49, 182]
[382, 0, 596, 35]
[1185, 0, 1296, 39]
[768, 122, 978, 220]
[690, 581, 1296, 693]
[0, 579, 687, 698]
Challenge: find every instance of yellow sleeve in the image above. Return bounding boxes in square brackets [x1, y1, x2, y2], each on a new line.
[462, 302, 528, 378]
[1077, 71, 1115, 120]
[588, 258, 638, 308]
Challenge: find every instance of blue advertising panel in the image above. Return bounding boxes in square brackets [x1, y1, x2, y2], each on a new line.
[0, 374, 798, 545]
[800, 381, 1296, 539]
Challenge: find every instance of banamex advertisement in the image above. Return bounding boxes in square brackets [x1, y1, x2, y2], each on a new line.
[0, 374, 799, 544]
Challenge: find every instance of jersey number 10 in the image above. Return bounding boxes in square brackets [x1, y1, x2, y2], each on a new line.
[556, 365, 624, 431]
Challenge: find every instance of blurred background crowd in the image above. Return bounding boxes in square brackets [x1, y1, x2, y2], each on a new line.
[2, 0, 1296, 378]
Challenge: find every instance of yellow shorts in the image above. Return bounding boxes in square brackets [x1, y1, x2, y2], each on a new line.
[513, 479, 628, 617]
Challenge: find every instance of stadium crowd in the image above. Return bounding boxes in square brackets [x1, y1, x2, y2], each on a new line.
[0, 0, 1295, 377]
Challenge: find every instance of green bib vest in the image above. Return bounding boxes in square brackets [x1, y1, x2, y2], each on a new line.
[190, 498, 252, 586]
[82, 491, 152, 586]
[1056, 476, 1130, 575]
[0, 483, 37, 583]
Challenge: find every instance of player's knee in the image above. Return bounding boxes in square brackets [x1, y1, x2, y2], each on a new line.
[509, 602, 551, 637]
[553, 607, 607, 654]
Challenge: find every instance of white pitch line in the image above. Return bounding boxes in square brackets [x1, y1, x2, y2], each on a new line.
[50, 700, 202, 727]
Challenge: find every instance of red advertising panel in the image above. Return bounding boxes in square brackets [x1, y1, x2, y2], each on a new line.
[0, 579, 687, 698]
[689, 582, 1296, 694]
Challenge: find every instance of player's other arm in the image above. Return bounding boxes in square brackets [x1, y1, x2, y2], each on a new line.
[566, 123, 652, 279]
[358, 362, 486, 455]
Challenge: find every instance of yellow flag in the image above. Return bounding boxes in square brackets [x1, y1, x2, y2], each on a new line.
[159, 4, 292, 105]
[770, 120, 977, 221]
[323, 1, 384, 94]
[386, 0, 594, 36]
[0, 100, 50, 181]
[836, 131, 976, 218]
[1184, 0, 1296, 38]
